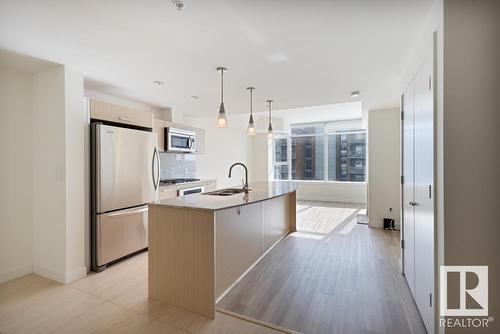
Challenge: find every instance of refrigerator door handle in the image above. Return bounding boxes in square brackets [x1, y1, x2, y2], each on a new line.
[152, 147, 160, 191]
[106, 206, 148, 217]
[155, 147, 160, 190]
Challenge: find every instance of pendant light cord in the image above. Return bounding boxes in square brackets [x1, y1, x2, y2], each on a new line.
[250, 88, 253, 116]
[221, 69, 224, 102]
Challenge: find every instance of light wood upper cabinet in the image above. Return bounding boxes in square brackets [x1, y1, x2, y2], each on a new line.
[90, 99, 154, 129]
[154, 119, 166, 151]
[194, 127, 205, 154]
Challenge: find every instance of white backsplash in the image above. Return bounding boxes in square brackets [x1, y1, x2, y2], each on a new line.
[159, 152, 196, 180]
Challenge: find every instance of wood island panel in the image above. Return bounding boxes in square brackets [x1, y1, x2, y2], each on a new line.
[148, 205, 216, 318]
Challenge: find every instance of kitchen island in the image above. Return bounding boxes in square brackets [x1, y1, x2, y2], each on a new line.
[148, 182, 297, 318]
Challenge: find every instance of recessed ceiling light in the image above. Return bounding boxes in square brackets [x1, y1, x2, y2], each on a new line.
[153, 80, 164, 86]
[350, 90, 361, 97]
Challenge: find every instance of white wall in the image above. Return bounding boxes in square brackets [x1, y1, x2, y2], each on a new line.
[251, 134, 272, 182]
[0, 66, 34, 283]
[64, 67, 87, 281]
[296, 182, 367, 203]
[32, 66, 68, 282]
[0, 56, 86, 284]
[368, 109, 401, 228]
[183, 115, 254, 188]
[32, 65, 87, 284]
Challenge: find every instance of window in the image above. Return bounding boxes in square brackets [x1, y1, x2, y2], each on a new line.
[273, 137, 289, 180]
[327, 131, 366, 182]
[272, 121, 366, 182]
[291, 135, 324, 180]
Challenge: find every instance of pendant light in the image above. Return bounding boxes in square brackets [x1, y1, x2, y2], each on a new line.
[216, 67, 228, 128]
[247, 87, 256, 136]
[266, 99, 274, 139]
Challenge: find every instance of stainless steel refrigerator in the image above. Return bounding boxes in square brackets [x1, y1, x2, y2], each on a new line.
[91, 123, 160, 272]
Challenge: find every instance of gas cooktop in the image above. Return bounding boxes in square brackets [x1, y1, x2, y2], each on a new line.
[159, 178, 200, 185]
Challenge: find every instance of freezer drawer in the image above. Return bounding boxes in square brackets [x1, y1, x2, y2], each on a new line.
[96, 206, 148, 266]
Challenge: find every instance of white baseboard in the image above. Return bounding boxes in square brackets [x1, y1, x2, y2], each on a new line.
[1, 264, 87, 285]
[33, 264, 66, 283]
[33, 264, 88, 284]
[0, 264, 33, 284]
[368, 219, 401, 230]
[369, 221, 384, 228]
[296, 195, 367, 204]
[65, 266, 87, 283]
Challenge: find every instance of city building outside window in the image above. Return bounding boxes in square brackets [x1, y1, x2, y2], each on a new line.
[272, 121, 366, 182]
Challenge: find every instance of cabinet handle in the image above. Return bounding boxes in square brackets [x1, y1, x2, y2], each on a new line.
[118, 117, 134, 123]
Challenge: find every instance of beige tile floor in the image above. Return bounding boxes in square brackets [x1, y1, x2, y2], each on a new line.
[0, 252, 280, 334]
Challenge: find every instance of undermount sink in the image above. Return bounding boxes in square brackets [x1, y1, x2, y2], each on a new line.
[203, 188, 250, 196]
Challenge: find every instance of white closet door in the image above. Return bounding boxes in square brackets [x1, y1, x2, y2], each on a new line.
[402, 81, 416, 295]
[414, 53, 435, 333]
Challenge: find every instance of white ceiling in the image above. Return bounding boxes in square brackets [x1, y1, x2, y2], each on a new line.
[0, 0, 433, 117]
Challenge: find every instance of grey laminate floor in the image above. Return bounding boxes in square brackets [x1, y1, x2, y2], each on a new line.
[217, 201, 427, 334]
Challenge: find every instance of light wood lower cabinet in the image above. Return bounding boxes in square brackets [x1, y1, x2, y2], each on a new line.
[158, 187, 176, 200]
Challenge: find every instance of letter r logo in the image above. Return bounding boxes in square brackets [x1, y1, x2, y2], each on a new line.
[440, 266, 488, 316]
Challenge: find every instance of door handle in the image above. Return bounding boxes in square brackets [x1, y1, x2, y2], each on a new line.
[107, 206, 148, 217]
[118, 117, 134, 123]
[409, 202, 417, 206]
[155, 147, 160, 190]
[152, 147, 160, 191]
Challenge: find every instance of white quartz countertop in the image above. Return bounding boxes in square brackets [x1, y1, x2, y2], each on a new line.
[149, 181, 297, 211]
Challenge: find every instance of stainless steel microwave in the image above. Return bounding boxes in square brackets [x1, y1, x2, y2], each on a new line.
[165, 127, 196, 153]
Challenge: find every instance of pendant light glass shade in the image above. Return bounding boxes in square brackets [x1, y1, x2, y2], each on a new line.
[248, 114, 256, 135]
[267, 123, 273, 139]
[217, 67, 228, 128]
[217, 102, 228, 128]
[266, 99, 274, 139]
[247, 87, 256, 136]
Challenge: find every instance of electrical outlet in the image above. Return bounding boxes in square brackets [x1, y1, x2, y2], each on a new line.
[389, 207, 392, 212]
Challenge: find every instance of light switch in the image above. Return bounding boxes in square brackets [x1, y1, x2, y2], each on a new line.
[55, 167, 64, 180]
